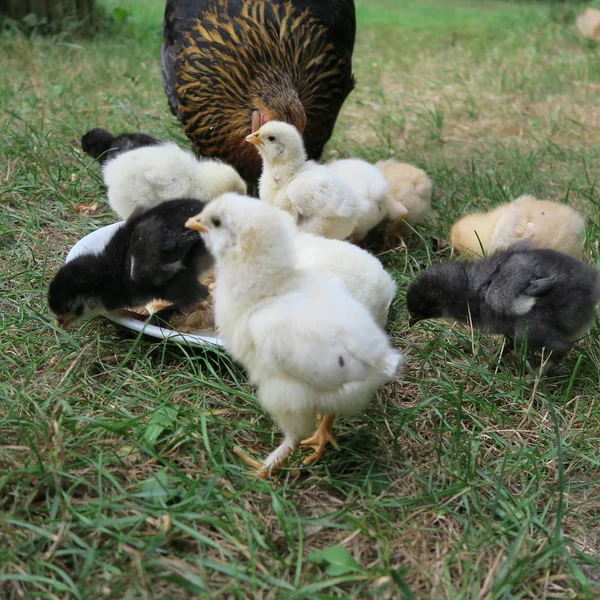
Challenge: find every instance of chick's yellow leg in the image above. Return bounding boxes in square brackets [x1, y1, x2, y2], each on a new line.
[384, 220, 407, 250]
[300, 415, 339, 465]
[233, 438, 295, 479]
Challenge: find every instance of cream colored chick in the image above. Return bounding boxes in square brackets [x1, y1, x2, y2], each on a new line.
[186, 194, 403, 476]
[450, 206, 505, 259]
[246, 122, 359, 240]
[295, 233, 396, 326]
[451, 196, 586, 259]
[327, 159, 389, 242]
[491, 195, 585, 258]
[376, 160, 433, 241]
[102, 142, 246, 219]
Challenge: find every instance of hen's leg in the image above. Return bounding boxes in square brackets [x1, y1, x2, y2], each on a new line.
[300, 415, 339, 465]
[233, 435, 297, 479]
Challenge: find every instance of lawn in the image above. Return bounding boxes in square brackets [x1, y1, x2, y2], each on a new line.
[1, 0, 600, 598]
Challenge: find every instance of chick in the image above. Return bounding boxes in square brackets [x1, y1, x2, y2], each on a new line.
[186, 194, 403, 476]
[246, 121, 360, 240]
[49, 199, 213, 328]
[295, 233, 396, 326]
[407, 242, 600, 370]
[102, 143, 247, 219]
[375, 160, 433, 241]
[327, 159, 389, 242]
[81, 128, 161, 164]
[450, 196, 586, 259]
[450, 206, 505, 259]
[491, 195, 586, 258]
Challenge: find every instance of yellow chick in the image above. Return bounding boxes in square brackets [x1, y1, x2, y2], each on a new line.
[491, 195, 586, 258]
[451, 196, 586, 259]
[450, 206, 506, 259]
[375, 160, 433, 241]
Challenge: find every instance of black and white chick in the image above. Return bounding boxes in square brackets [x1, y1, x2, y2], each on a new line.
[49, 199, 213, 329]
[407, 242, 600, 369]
[81, 128, 161, 164]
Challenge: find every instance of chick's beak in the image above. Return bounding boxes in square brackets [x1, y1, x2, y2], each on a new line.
[185, 216, 208, 233]
[245, 132, 264, 147]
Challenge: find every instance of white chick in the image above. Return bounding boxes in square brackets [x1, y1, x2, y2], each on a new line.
[376, 160, 433, 240]
[295, 233, 396, 326]
[327, 159, 389, 242]
[491, 195, 586, 258]
[246, 122, 360, 240]
[102, 142, 247, 219]
[186, 194, 403, 476]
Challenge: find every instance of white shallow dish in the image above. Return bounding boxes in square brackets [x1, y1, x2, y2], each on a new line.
[66, 222, 224, 348]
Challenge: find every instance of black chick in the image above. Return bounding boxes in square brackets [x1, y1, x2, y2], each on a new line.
[81, 128, 161, 165]
[407, 242, 600, 368]
[49, 199, 213, 329]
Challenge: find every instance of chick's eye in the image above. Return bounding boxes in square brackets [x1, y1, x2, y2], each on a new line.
[267, 135, 275, 142]
[211, 217, 222, 227]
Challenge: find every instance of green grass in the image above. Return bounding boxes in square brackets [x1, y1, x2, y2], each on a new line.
[1, 0, 600, 598]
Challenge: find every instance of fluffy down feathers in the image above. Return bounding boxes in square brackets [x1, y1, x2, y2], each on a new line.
[328, 159, 389, 241]
[450, 207, 505, 259]
[103, 143, 247, 219]
[376, 160, 432, 226]
[186, 194, 402, 469]
[295, 233, 396, 326]
[491, 195, 585, 258]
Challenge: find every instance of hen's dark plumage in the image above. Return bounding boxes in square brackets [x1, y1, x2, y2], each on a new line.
[407, 243, 600, 367]
[49, 199, 213, 328]
[162, 0, 356, 186]
[81, 128, 161, 164]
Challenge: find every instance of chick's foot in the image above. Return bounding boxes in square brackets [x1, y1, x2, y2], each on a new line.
[300, 415, 339, 465]
[384, 222, 408, 251]
[233, 437, 296, 479]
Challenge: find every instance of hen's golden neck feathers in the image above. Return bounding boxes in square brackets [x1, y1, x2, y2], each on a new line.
[174, 0, 348, 183]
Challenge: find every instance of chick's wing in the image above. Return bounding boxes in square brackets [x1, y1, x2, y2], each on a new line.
[129, 216, 201, 286]
[287, 168, 355, 219]
[248, 287, 376, 391]
[483, 250, 559, 315]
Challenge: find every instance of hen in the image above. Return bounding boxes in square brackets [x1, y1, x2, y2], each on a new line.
[162, 0, 356, 187]
[186, 194, 403, 476]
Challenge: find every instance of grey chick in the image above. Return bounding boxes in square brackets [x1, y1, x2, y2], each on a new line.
[407, 242, 600, 369]
[49, 199, 213, 329]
